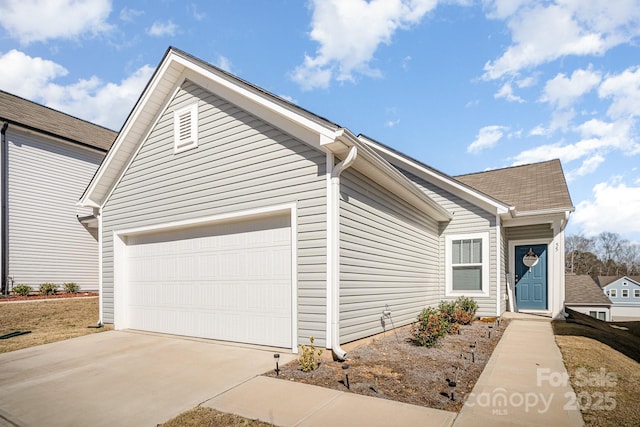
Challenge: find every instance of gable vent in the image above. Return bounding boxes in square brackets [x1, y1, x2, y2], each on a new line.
[173, 103, 198, 153]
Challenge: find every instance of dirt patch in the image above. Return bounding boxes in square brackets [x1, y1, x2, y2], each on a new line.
[264, 318, 509, 412]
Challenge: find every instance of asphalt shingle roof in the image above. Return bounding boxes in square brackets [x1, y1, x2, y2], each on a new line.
[565, 274, 612, 305]
[455, 159, 574, 213]
[0, 90, 116, 152]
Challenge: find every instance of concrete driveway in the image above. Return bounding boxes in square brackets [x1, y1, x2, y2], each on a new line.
[0, 330, 294, 427]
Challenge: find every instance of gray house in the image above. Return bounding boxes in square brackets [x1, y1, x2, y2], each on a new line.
[598, 276, 640, 320]
[0, 90, 116, 293]
[79, 47, 574, 356]
[564, 274, 611, 321]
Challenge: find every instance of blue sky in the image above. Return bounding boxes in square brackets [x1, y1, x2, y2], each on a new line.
[1, 0, 639, 242]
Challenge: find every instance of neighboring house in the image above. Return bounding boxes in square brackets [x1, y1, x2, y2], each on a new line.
[598, 276, 640, 320]
[0, 90, 116, 293]
[79, 47, 574, 355]
[564, 274, 611, 321]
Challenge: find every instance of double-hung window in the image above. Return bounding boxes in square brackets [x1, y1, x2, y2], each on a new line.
[446, 232, 489, 296]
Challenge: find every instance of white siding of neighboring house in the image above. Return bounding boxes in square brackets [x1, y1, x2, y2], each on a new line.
[7, 127, 103, 290]
[101, 81, 328, 346]
[339, 167, 440, 343]
[400, 170, 498, 317]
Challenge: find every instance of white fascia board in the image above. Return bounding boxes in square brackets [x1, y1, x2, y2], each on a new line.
[178, 57, 339, 149]
[360, 137, 510, 216]
[502, 209, 573, 228]
[331, 130, 452, 222]
[79, 52, 185, 208]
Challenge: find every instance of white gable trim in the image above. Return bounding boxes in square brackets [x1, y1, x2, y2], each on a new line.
[359, 136, 511, 216]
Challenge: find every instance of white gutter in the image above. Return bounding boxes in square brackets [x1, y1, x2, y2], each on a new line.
[328, 146, 358, 361]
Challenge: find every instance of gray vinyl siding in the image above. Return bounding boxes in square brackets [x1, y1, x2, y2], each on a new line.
[7, 128, 103, 290]
[339, 167, 439, 344]
[101, 80, 328, 346]
[500, 225, 507, 314]
[506, 224, 553, 241]
[400, 170, 498, 317]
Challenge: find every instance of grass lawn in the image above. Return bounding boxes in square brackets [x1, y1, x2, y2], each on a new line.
[0, 297, 112, 354]
[553, 309, 640, 427]
[160, 407, 274, 427]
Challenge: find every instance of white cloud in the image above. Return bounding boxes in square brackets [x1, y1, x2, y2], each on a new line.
[215, 55, 232, 73]
[120, 7, 144, 22]
[385, 119, 401, 127]
[511, 118, 639, 166]
[147, 20, 177, 37]
[467, 125, 508, 153]
[599, 65, 640, 119]
[0, 50, 152, 129]
[0, 0, 112, 44]
[494, 82, 524, 102]
[529, 125, 548, 136]
[541, 68, 601, 109]
[565, 154, 605, 181]
[572, 178, 640, 237]
[483, 0, 640, 80]
[292, 0, 439, 90]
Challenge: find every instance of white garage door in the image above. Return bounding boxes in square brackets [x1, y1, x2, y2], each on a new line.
[124, 215, 292, 348]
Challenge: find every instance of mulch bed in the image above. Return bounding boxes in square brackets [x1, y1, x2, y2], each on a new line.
[0, 292, 98, 302]
[264, 318, 509, 412]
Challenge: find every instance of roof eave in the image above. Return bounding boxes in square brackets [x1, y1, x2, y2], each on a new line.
[359, 136, 510, 216]
[328, 130, 452, 222]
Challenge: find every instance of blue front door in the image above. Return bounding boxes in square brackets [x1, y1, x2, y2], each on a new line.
[515, 244, 547, 310]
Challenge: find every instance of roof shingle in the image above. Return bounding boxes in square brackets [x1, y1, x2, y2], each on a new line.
[454, 159, 574, 212]
[565, 274, 611, 305]
[0, 90, 116, 151]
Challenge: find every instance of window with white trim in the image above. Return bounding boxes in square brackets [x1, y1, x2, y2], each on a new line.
[173, 103, 198, 153]
[622, 289, 629, 298]
[608, 289, 617, 298]
[446, 232, 489, 296]
[635, 289, 640, 298]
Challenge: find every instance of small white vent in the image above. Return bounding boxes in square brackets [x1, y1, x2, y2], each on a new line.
[173, 103, 198, 153]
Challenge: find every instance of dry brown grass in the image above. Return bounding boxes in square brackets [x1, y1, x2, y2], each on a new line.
[553, 310, 640, 426]
[0, 297, 112, 353]
[160, 407, 274, 427]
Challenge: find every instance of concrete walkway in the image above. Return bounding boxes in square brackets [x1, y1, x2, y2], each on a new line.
[454, 317, 584, 426]
[204, 316, 584, 427]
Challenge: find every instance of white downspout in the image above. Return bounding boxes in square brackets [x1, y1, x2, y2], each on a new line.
[329, 146, 357, 361]
[96, 207, 104, 326]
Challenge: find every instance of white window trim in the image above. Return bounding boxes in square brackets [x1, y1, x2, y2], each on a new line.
[622, 289, 629, 298]
[173, 103, 198, 153]
[445, 232, 490, 297]
[634, 289, 640, 298]
[609, 289, 617, 298]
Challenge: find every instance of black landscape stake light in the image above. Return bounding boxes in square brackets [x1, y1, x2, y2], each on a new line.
[342, 363, 350, 390]
[488, 325, 493, 339]
[471, 349, 475, 363]
[274, 353, 280, 376]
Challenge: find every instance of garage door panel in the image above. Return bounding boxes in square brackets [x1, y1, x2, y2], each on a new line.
[125, 215, 292, 348]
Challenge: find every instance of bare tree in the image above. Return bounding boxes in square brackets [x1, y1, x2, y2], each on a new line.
[596, 232, 626, 262]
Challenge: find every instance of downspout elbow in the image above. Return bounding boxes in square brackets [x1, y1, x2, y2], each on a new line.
[330, 146, 357, 361]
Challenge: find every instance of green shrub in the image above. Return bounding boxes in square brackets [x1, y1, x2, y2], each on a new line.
[63, 282, 80, 294]
[454, 296, 478, 324]
[12, 284, 32, 296]
[410, 307, 449, 347]
[39, 282, 58, 296]
[298, 336, 323, 372]
[438, 300, 458, 332]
